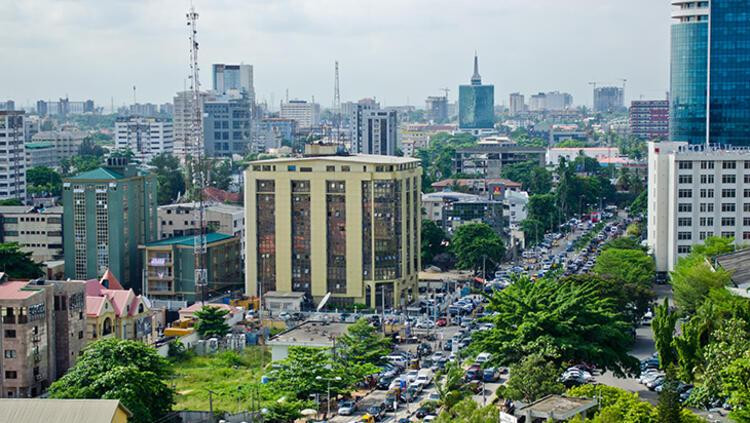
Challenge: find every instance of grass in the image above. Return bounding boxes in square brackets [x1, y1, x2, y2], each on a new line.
[171, 347, 270, 414]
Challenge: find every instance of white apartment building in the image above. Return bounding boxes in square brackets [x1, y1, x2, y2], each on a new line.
[647, 141, 750, 272]
[172, 91, 207, 161]
[157, 202, 245, 260]
[31, 129, 86, 162]
[351, 109, 399, 156]
[509, 93, 525, 115]
[0, 205, 63, 262]
[114, 116, 173, 162]
[0, 111, 27, 201]
[280, 100, 320, 128]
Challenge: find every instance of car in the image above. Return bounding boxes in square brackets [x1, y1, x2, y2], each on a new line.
[278, 311, 292, 320]
[475, 352, 492, 364]
[639, 369, 662, 384]
[423, 415, 437, 422]
[428, 391, 441, 402]
[416, 319, 435, 329]
[646, 375, 666, 390]
[337, 400, 357, 416]
[417, 343, 433, 356]
[483, 367, 499, 382]
[443, 339, 453, 351]
[465, 364, 481, 381]
[416, 404, 436, 418]
[430, 352, 445, 362]
[376, 377, 393, 390]
[406, 370, 419, 383]
[408, 381, 424, 393]
[397, 419, 412, 423]
[436, 317, 448, 327]
[367, 405, 387, 421]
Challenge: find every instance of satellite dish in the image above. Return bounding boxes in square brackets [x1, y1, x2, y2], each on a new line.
[317, 292, 332, 312]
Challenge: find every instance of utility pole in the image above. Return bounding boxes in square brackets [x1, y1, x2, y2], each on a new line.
[207, 389, 215, 421]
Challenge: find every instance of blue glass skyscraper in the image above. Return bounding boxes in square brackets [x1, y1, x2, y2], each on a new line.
[670, 0, 750, 146]
[459, 54, 495, 134]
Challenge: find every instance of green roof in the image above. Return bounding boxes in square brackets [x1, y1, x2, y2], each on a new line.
[145, 232, 235, 247]
[25, 142, 54, 149]
[67, 167, 125, 180]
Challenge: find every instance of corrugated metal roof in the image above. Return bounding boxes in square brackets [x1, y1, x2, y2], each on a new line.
[0, 398, 132, 422]
[716, 248, 750, 286]
[144, 232, 234, 247]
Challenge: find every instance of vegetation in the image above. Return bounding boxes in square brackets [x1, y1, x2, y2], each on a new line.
[433, 398, 498, 423]
[49, 339, 175, 423]
[0, 243, 43, 278]
[27, 166, 63, 197]
[500, 160, 552, 195]
[594, 245, 655, 321]
[421, 219, 448, 267]
[0, 199, 22, 206]
[670, 236, 734, 314]
[336, 318, 391, 366]
[193, 306, 231, 338]
[416, 132, 477, 192]
[653, 298, 679, 369]
[502, 354, 564, 402]
[450, 223, 505, 274]
[149, 153, 186, 205]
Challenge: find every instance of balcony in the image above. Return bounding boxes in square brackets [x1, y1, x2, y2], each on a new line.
[147, 271, 173, 280]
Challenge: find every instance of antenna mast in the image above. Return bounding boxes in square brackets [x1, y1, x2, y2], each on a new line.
[187, 4, 207, 302]
[333, 61, 341, 143]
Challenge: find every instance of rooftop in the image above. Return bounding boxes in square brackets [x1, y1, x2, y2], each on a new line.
[249, 154, 420, 166]
[144, 232, 235, 247]
[0, 205, 62, 214]
[431, 178, 522, 188]
[25, 141, 55, 149]
[517, 394, 597, 420]
[0, 398, 132, 423]
[268, 320, 352, 347]
[0, 278, 43, 301]
[716, 249, 750, 298]
[66, 167, 125, 181]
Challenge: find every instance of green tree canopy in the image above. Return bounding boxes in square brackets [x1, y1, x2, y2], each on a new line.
[193, 306, 231, 338]
[594, 247, 655, 319]
[450, 223, 505, 273]
[0, 243, 43, 278]
[27, 166, 63, 197]
[503, 354, 564, 403]
[149, 153, 186, 205]
[48, 338, 175, 423]
[500, 160, 552, 195]
[337, 318, 391, 366]
[653, 298, 679, 369]
[670, 254, 731, 314]
[434, 398, 498, 423]
[421, 219, 447, 267]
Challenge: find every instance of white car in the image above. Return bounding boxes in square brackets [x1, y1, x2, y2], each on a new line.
[406, 370, 419, 383]
[423, 415, 437, 422]
[416, 319, 435, 329]
[475, 352, 492, 364]
[408, 381, 424, 393]
[428, 391, 441, 401]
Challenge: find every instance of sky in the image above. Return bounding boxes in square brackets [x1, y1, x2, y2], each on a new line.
[0, 0, 672, 111]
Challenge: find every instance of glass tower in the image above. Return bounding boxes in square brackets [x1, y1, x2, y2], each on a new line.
[459, 54, 495, 131]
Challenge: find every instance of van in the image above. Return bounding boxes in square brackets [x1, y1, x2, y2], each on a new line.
[475, 352, 492, 364]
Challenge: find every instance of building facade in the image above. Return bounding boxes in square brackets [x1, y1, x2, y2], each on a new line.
[527, 91, 573, 112]
[453, 143, 546, 178]
[31, 130, 86, 163]
[647, 141, 750, 273]
[351, 109, 399, 156]
[280, 100, 320, 129]
[203, 94, 251, 157]
[425, 96, 448, 123]
[458, 54, 495, 134]
[212, 63, 255, 104]
[172, 91, 207, 161]
[114, 116, 174, 162]
[24, 142, 57, 169]
[0, 112, 27, 202]
[630, 100, 670, 140]
[85, 273, 155, 343]
[509, 93, 525, 115]
[62, 158, 158, 290]
[0, 206, 63, 263]
[245, 152, 421, 310]
[254, 118, 297, 152]
[593, 86, 624, 113]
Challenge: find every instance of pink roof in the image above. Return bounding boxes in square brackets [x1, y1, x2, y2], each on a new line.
[0, 281, 38, 300]
[85, 276, 141, 317]
[99, 269, 124, 290]
[86, 296, 106, 316]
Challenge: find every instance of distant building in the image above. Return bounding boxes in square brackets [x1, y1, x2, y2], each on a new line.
[159, 102, 174, 116]
[203, 94, 251, 157]
[212, 63, 255, 104]
[509, 93, 525, 115]
[280, 100, 320, 129]
[593, 86, 624, 113]
[0, 205, 63, 262]
[172, 90, 207, 161]
[630, 100, 669, 140]
[449, 198, 505, 233]
[31, 130, 86, 163]
[255, 118, 297, 151]
[62, 158, 158, 290]
[430, 177, 522, 197]
[0, 100, 14, 111]
[85, 271, 155, 343]
[141, 233, 242, 302]
[458, 54, 494, 134]
[351, 109, 399, 155]
[0, 111, 27, 201]
[453, 143, 546, 178]
[528, 91, 573, 112]
[35, 98, 94, 117]
[546, 147, 621, 166]
[422, 192, 479, 229]
[425, 96, 448, 123]
[114, 116, 173, 162]
[25, 142, 57, 169]
[504, 190, 529, 227]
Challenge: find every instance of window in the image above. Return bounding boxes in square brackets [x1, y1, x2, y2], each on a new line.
[722, 203, 736, 212]
[722, 217, 736, 226]
[745, 174, 750, 184]
[678, 217, 692, 227]
[723, 174, 736, 184]
[700, 217, 714, 226]
[745, 189, 750, 198]
[745, 204, 750, 213]
[700, 189, 714, 198]
[678, 189, 693, 198]
[678, 161, 693, 169]
[326, 166, 335, 172]
[4, 371, 17, 379]
[744, 232, 750, 240]
[722, 231, 735, 238]
[700, 203, 715, 212]
[678, 203, 692, 212]
[722, 189, 736, 198]
[701, 161, 715, 169]
[3, 350, 16, 359]
[679, 175, 693, 184]
[701, 174, 715, 184]
[677, 245, 692, 254]
[300, 167, 312, 172]
[745, 161, 750, 169]
[3, 330, 15, 338]
[287, 165, 296, 171]
[78, 330, 83, 339]
[723, 161, 737, 169]
[678, 232, 692, 240]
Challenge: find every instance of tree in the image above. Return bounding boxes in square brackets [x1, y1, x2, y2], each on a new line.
[48, 338, 175, 423]
[657, 368, 682, 423]
[601, 236, 646, 252]
[421, 219, 447, 266]
[149, 153, 186, 205]
[521, 218, 545, 247]
[79, 136, 106, 157]
[337, 318, 391, 366]
[434, 398, 498, 423]
[471, 275, 639, 376]
[500, 160, 552, 195]
[722, 356, 750, 422]
[210, 159, 232, 191]
[450, 223, 505, 274]
[670, 254, 731, 314]
[503, 354, 564, 402]
[527, 193, 557, 231]
[0, 243, 43, 278]
[653, 298, 679, 369]
[594, 247, 655, 319]
[27, 166, 63, 197]
[630, 190, 647, 215]
[0, 199, 22, 206]
[691, 235, 735, 258]
[193, 306, 231, 338]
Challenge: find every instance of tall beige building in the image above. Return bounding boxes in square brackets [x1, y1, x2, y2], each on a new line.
[244, 146, 421, 310]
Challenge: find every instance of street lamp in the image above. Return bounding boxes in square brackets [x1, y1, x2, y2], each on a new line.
[316, 375, 342, 418]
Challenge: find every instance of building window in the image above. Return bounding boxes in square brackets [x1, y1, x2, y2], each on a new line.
[700, 174, 715, 184]
[699, 231, 713, 240]
[700, 189, 714, 198]
[721, 217, 736, 226]
[678, 203, 692, 213]
[744, 232, 750, 240]
[700, 203, 715, 213]
[3, 350, 16, 359]
[677, 245, 692, 254]
[678, 217, 692, 227]
[722, 203, 736, 212]
[678, 175, 693, 184]
[341, 166, 350, 172]
[722, 231, 735, 238]
[722, 174, 736, 184]
[3, 329, 15, 338]
[677, 232, 692, 240]
[700, 217, 714, 226]
[678, 189, 692, 198]
[723, 161, 737, 169]
[722, 189, 736, 198]
[678, 161, 693, 169]
[745, 174, 750, 184]
[326, 166, 335, 172]
[701, 161, 715, 169]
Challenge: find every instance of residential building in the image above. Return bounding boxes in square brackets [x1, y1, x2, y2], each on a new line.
[127, 103, 159, 117]
[140, 233, 242, 302]
[255, 118, 297, 151]
[0, 101, 14, 111]
[546, 147, 621, 166]
[0, 398, 132, 422]
[114, 116, 173, 162]
[172, 90, 207, 161]
[203, 94, 251, 157]
[528, 91, 573, 112]
[31, 130, 86, 163]
[504, 190, 529, 228]
[0, 111, 27, 202]
[0, 205, 63, 263]
[85, 271, 155, 343]
[160, 102, 174, 116]
[245, 149, 422, 309]
[35, 98, 94, 117]
[647, 141, 750, 273]
[212, 63, 255, 104]
[630, 100, 669, 140]
[422, 192, 479, 229]
[351, 109, 399, 155]
[25, 142, 57, 169]
[62, 158, 158, 290]
[280, 100, 320, 129]
[453, 142, 546, 178]
[458, 54, 495, 134]
[509, 93, 525, 115]
[430, 177, 522, 197]
[593, 86, 624, 113]
[22, 116, 40, 142]
[425, 96, 448, 123]
[0, 275, 87, 398]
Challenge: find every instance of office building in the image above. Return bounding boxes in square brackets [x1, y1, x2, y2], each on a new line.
[0, 275, 87, 397]
[85, 272, 155, 343]
[245, 148, 422, 309]
[35, 99, 94, 117]
[0, 101, 14, 111]
[114, 116, 173, 162]
[212, 64, 255, 104]
[203, 94, 252, 157]
[425, 96, 448, 123]
[528, 91, 573, 112]
[172, 90, 207, 161]
[593, 86, 625, 113]
[509, 93, 525, 115]
[630, 100, 669, 140]
[62, 158, 158, 290]
[31, 130, 86, 163]
[127, 103, 159, 117]
[647, 141, 750, 273]
[0, 206, 63, 263]
[140, 233, 242, 302]
[453, 142, 546, 178]
[280, 100, 320, 129]
[24, 142, 57, 169]
[351, 109, 399, 155]
[458, 54, 495, 134]
[0, 111, 27, 202]
[670, 1, 750, 146]
[254, 118, 297, 151]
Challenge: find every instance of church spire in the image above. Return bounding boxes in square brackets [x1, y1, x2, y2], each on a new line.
[471, 51, 482, 85]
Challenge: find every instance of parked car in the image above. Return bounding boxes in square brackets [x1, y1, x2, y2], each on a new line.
[465, 364, 482, 381]
[367, 405, 387, 421]
[483, 367, 500, 382]
[338, 400, 357, 416]
[436, 317, 448, 327]
[475, 352, 492, 365]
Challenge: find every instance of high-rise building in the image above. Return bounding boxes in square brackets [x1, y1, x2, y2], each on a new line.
[34, 99, 94, 117]
[509, 93, 525, 115]
[527, 91, 573, 112]
[172, 90, 207, 161]
[425, 96, 448, 123]
[0, 205, 63, 263]
[0, 100, 14, 111]
[593, 86, 624, 113]
[630, 100, 670, 140]
[0, 111, 27, 202]
[670, 0, 750, 146]
[245, 147, 422, 309]
[31, 130, 86, 163]
[350, 109, 399, 156]
[647, 141, 750, 273]
[203, 94, 251, 157]
[62, 158, 158, 290]
[212, 64, 255, 104]
[114, 116, 174, 162]
[280, 100, 321, 129]
[254, 118, 297, 151]
[458, 54, 495, 134]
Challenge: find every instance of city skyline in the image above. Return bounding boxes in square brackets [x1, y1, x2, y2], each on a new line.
[1, 0, 670, 110]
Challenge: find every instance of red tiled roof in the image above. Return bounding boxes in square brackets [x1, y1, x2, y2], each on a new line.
[99, 269, 124, 290]
[203, 187, 241, 204]
[0, 281, 38, 300]
[86, 296, 106, 317]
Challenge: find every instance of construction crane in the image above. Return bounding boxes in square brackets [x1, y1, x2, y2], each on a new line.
[186, 4, 208, 304]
